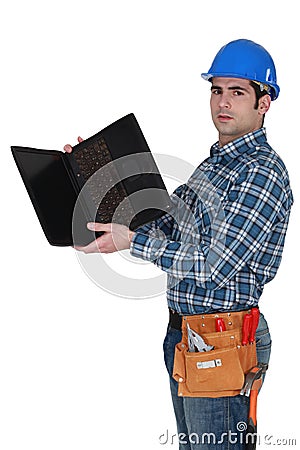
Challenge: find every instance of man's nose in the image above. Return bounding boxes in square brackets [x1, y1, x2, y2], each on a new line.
[218, 93, 231, 109]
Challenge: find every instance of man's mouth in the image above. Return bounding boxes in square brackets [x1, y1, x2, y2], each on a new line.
[217, 114, 234, 122]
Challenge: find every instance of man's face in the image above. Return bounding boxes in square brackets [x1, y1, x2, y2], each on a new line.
[210, 77, 269, 147]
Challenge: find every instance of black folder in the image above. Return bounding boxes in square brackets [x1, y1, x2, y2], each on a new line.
[11, 113, 171, 246]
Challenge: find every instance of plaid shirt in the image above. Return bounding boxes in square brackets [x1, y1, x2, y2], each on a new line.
[130, 128, 293, 314]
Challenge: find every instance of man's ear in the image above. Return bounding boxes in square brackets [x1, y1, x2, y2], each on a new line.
[258, 94, 271, 115]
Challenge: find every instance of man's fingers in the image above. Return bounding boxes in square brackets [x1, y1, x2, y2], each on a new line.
[74, 222, 131, 253]
[64, 144, 73, 153]
[87, 222, 111, 232]
[64, 137, 84, 153]
[74, 238, 102, 253]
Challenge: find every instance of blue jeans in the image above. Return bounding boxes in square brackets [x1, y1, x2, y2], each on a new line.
[163, 313, 272, 450]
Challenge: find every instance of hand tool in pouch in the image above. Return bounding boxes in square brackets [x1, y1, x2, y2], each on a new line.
[186, 323, 214, 352]
[242, 307, 260, 345]
[249, 308, 260, 344]
[215, 318, 226, 332]
[240, 363, 268, 450]
[242, 313, 252, 345]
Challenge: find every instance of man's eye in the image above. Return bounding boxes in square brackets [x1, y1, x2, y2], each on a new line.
[212, 89, 222, 95]
[233, 90, 244, 96]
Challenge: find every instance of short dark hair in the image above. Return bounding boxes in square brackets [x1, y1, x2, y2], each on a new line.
[249, 81, 270, 126]
[250, 81, 270, 110]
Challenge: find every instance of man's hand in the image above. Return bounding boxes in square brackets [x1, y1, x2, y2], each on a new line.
[64, 136, 84, 153]
[74, 222, 135, 254]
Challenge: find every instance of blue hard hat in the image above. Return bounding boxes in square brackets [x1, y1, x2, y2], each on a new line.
[201, 39, 280, 100]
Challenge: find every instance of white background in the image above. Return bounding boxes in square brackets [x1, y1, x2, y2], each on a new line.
[1, 0, 299, 449]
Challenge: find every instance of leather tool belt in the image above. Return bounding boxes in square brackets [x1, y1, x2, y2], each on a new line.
[172, 309, 258, 398]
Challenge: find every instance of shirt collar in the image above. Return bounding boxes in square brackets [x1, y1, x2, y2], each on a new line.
[210, 128, 267, 162]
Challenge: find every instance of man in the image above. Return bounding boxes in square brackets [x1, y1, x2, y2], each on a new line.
[65, 39, 293, 449]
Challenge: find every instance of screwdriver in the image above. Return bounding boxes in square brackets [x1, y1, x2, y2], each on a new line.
[216, 318, 226, 332]
[242, 313, 252, 345]
[249, 307, 260, 344]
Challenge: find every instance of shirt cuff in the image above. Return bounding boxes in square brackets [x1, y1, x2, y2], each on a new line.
[130, 232, 163, 262]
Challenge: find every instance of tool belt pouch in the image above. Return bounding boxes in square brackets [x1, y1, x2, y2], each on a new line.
[172, 311, 257, 398]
